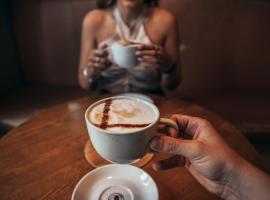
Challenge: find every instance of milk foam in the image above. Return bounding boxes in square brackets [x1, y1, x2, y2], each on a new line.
[89, 99, 155, 133]
[116, 39, 142, 47]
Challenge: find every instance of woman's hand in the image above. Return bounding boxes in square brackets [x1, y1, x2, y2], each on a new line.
[136, 44, 172, 72]
[83, 43, 111, 78]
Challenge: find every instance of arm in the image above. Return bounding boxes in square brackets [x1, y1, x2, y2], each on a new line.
[78, 12, 96, 90]
[78, 11, 109, 90]
[136, 10, 182, 90]
[225, 158, 270, 200]
[161, 12, 182, 90]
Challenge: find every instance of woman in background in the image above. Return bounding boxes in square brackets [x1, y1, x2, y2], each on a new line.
[78, 0, 181, 95]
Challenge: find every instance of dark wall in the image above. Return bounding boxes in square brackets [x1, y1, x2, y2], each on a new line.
[161, 0, 270, 93]
[0, 0, 22, 98]
[12, 0, 97, 86]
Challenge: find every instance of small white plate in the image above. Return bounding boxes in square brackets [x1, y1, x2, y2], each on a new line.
[116, 93, 154, 104]
[72, 164, 158, 200]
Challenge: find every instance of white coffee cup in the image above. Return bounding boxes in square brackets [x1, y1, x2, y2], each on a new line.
[110, 41, 140, 68]
[85, 96, 178, 164]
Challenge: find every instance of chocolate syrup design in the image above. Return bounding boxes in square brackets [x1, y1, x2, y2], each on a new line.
[96, 99, 151, 130]
[99, 99, 112, 129]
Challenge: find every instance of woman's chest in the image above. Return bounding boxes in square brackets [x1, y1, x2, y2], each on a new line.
[96, 16, 166, 45]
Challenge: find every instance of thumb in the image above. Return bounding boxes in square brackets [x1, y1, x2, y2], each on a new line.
[150, 136, 201, 159]
[100, 43, 108, 49]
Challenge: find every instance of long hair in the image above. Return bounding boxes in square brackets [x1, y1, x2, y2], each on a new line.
[97, 0, 159, 8]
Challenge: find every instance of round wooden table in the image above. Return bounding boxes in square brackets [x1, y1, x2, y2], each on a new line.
[0, 95, 261, 200]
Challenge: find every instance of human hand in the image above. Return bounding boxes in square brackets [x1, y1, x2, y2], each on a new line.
[84, 43, 111, 78]
[150, 114, 246, 198]
[136, 44, 171, 71]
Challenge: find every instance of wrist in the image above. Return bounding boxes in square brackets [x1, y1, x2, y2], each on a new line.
[220, 153, 248, 200]
[233, 160, 270, 200]
[221, 154, 270, 200]
[160, 62, 176, 74]
[83, 66, 99, 79]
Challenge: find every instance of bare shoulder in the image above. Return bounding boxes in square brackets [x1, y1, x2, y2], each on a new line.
[150, 7, 177, 29]
[82, 9, 109, 32]
[151, 7, 176, 23]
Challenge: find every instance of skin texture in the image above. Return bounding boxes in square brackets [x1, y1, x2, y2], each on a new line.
[78, 0, 181, 91]
[150, 114, 270, 200]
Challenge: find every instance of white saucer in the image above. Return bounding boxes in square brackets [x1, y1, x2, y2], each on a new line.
[72, 164, 158, 200]
[116, 93, 154, 104]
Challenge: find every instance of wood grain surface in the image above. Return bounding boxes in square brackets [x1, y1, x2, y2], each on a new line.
[0, 95, 261, 200]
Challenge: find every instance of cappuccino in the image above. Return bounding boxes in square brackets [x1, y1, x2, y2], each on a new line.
[116, 39, 141, 47]
[89, 98, 155, 133]
[110, 40, 141, 68]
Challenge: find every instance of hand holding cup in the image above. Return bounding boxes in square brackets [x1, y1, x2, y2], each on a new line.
[84, 43, 111, 78]
[110, 40, 141, 68]
[136, 44, 171, 71]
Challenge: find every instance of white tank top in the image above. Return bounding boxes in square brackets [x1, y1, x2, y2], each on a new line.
[99, 6, 152, 46]
[98, 6, 162, 94]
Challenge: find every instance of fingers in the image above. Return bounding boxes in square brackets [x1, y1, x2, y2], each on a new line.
[87, 47, 110, 70]
[136, 48, 162, 62]
[88, 47, 108, 62]
[137, 44, 161, 51]
[90, 49, 108, 57]
[157, 124, 166, 133]
[157, 114, 211, 139]
[87, 59, 107, 71]
[88, 57, 108, 65]
[152, 155, 186, 171]
[157, 124, 178, 138]
[99, 43, 108, 49]
[136, 50, 161, 57]
[150, 135, 202, 159]
[170, 114, 204, 138]
[168, 126, 178, 138]
[138, 56, 159, 64]
[136, 45, 164, 70]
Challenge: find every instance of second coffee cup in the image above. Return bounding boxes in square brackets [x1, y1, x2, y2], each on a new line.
[110, 40, 140, 68]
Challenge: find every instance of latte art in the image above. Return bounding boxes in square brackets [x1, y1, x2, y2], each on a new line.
[116, 39, 142, 47]
[89, 98, 155, 133]
[116, 39, 132, 46]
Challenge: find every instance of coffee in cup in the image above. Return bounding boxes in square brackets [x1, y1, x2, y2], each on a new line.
[85, 96, 178, 164]
[110, 40, 140, 68]
[89, 98, 154, 133]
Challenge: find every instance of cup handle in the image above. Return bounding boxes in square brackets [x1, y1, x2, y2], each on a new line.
[159, 118, 179, 132]
[146, 118, 178, 154]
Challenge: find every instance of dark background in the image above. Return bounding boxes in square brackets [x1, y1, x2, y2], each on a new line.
[0, 0, 22, 97]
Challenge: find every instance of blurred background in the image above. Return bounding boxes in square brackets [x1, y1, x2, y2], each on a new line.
[1, 0, 270, 170]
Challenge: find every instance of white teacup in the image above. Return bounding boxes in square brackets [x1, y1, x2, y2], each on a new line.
[85, 96, 178, 164]
[110, 40, 140, 68]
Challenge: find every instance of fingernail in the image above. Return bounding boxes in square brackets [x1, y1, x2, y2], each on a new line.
[150, 137, 162, 150]
[136, 51, 140, 55]
[152, 163, 161, 171]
